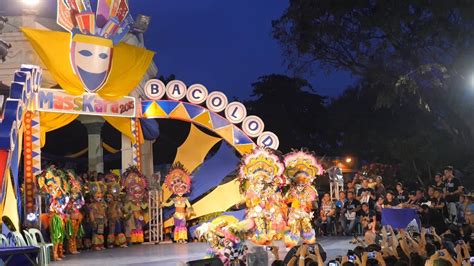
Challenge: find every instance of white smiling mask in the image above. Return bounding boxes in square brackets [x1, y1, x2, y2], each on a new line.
[70, 34, 113, 93]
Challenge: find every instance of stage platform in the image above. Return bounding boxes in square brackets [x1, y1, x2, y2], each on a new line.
[53, 237, 355, 265]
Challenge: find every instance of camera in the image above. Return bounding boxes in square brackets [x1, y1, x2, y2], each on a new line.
[348, 255, 356, 262]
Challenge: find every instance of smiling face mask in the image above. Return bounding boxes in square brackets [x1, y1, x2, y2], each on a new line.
[70, 34, 113, 93]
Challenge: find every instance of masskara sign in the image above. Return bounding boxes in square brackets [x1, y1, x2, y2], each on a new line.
[35, 88, 136, 117]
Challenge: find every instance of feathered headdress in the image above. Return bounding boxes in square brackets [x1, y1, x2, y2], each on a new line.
[65, 169, 82, 193]
[37, 166, 68, 195]
[165, 162, 191, 195]
[57, 0, 132, 45]
[122, 166, 147, 191]
[284, 150, 324, 184]
[89, 181, 107, 197]
[239, 147, 284, 185]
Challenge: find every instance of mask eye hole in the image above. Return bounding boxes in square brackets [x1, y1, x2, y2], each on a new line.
[78, 50, 93, 57]
[99, 53, 108, 59]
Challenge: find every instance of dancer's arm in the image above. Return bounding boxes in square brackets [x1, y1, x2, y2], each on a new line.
[162, 199, 174, 207]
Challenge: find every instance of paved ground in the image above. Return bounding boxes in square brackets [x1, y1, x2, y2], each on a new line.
[53, 237, 355, 266]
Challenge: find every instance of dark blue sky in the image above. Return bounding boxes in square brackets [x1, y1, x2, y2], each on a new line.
[1, 0, 355, 99]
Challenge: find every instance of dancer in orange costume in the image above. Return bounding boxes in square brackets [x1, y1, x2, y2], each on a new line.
[283, 150, 323, 248]
[163, 163, 194, 243]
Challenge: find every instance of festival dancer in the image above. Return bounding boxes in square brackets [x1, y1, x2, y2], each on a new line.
[122, 166, 148, 244]
[37, 166, 70, 261]
[105, 172, 127, 248]
[64, 169, 85, 254]
[163, 163, 195, 243]
[195, 215, 247, 265]
[237, 147, 287, 245]
[283, 150, 323, 248]
[88, 181, 108, 251]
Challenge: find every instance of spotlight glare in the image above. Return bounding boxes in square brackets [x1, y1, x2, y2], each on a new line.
[23, 0, 40, 6]
[345, 157, 352, 163]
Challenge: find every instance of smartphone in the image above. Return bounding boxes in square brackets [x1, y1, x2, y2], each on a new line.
[348, 255, 356, 262]
[265, 246, 273, 251]
[469, 256, 474, 263]
[368, 252, 376, 259]
[307, 245, 315, 253]
[439, 251, 445, 256]
[328, 261, 339, 266]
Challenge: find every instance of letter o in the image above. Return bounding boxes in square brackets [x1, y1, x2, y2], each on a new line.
[144, 79, 166, 100]
[166, 80, 187, 100]
[257, 131, 279, 150]
[242, 115, 264, 138]
[186, 84, 208, 104]
[206, 91, 228, 112]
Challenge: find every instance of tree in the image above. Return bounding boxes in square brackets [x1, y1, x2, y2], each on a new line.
[273, 1, 474, 143]
[244, 74, 333, 153]
[327, 79, 474, 185]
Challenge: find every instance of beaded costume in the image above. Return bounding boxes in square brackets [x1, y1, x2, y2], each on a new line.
[37, 166, 70, 261]
[105, 172, 127, 248]
[64, 169, 85, 254]
[195, 215, 247, 265]
[283, 150, 323, 247]
[88, 181, 108, 250]
[238, 147, 287, 245]
[163, 163, 194, 243]
[122, 166, 148, 244]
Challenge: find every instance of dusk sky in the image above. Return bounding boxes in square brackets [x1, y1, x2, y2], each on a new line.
[1, 0, 355, 99]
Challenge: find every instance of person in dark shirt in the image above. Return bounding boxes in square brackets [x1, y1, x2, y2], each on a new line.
[356, 179, 374, 199]
[359, 202, 376, 233]
[427, 186, 436, 202]
[432, 188, 448, 220]
[340, 191, 361, 235]
[443, 166, 463, 222]
[395, 182, 408, 203]
[374, 176, 386, 197]
[416, 188, 426, 203]
[383, 190, 401, 208]
[433, 173, 445, 190]
[404, 191, 419, 208]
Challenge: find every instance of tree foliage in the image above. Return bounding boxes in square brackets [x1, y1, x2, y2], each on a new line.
[244, 74, 332, 153]
[273, 1, 474, 142]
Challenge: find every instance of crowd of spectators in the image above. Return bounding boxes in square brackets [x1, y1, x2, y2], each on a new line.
[277, 165, 474, 265]
[313, 166, 473, 240]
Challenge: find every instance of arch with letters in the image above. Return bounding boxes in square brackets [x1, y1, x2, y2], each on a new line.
[141, 79, 280, 154]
